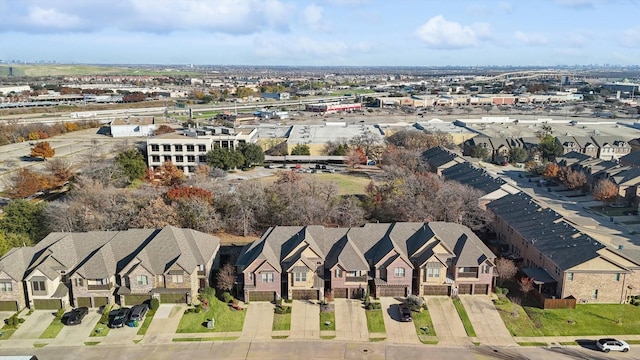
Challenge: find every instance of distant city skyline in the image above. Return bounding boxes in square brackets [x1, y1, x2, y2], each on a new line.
[1, 0, 639, 67]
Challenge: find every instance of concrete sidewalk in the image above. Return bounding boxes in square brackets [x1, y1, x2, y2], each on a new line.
[426, 296, 471, 346]
[459, 295, 518, 347]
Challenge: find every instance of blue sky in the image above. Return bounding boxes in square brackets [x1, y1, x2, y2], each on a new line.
[1, 0, 639, 66]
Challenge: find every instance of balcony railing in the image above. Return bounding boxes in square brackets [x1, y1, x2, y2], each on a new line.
[87, 283, 112, 291]
[345, 276, 367, 282]
[197, 270, 205, 276]
[457, 272, 477, 278]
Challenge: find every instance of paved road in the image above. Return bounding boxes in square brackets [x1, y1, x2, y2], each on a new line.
[379, 297, 420, 344]
[334, 299, 368, 341]
[241, 302, 274, 340]
[459, 295, 518, 347]
[425, 296, 471, 346]
[290, 300, 319, 339]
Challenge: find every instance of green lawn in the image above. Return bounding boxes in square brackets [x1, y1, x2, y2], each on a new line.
[89, 305, 113, 337]
[272, 313, 291, 331]
[39, 317, 64, 339]
[320, 311, 336, 331]
[412, 309, 436, 337]
[452, 298, 476, 337]
[365, 308, 386, 333]
[495, 301, 640, 337]
[137, 309, 156, 336]
[176, 297, 246, 333]
[0, 326, 18, 340]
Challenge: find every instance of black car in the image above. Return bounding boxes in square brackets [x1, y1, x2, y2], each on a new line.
[65, 307, 89, 325]
[399, 305, 412, 322]
[108, 308, 131, 328]
[129, 304, 149, 322]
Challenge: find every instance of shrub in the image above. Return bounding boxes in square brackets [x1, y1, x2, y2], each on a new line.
[275, 298, 283, 307]
[18, 317, 25, 324]
[150, 298, 160, 311]
[495, 287, 503, 295]
[194, 305, 202, 313]
[55, 308, 65, 319]
[365, 302, 381, 310]
[501, 288, 509, 297]
[274, 306, 291, 314]
[406, 295, 424, 308]
[222, 292, 234, 304]
[200, 287, 216, 300]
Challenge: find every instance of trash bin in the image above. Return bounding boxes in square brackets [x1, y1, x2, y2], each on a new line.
[133, 320, 139, 327]
[207, 319, 214, 329]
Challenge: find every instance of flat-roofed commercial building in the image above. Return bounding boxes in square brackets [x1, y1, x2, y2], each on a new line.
[305, 102, 363, 113]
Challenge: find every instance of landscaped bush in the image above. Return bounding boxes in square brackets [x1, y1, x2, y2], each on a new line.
[274, 306, 291, 314]
[501, 288, 510, 297]
[221, 292, 233, 304]
[18, 317, 25, 324]
[200, 287, 216, 300]
[55, 308, 65, 319]
[495, 287, 503, 295]
[150, 298, 160, 311]
[407, 295, 424, 308]
[365, 302, 382, 310]
[493, 297, 510, 306]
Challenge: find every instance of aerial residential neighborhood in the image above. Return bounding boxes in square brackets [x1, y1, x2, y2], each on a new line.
[2, 1, 640, 359]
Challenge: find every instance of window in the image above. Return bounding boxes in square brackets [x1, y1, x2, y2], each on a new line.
[186, 145, 195, 152]
[335, 269, 342, 278]
[163, 145, 171, 152]
[152, 155, 160, 162]
[482, 265, 490, 274]
[74, 278, 83, 287]
[294, 272, 307, 282]
[174, 145, 183, 152]
[248, 273, 253, 281]
[32, 281, 45, 292]
[198, 155, 207, 163]
[427, 267, 440, 278]
[187, 155, 196, 163]
[394, 267, 405, 277]
[150, 144, 159, 152]
[136, 275, 148, 286]
[615, 273, 621, 282]
[261, 272, 274, 283]
[171, 274, 184, 283]
[175, 155, 184, 163]
[592, 289, 598, 299]
[163, 155, 172, 162]
[567, 272, 574, 281]
[198, 145, 206, 152]
[0, 282, 13, 292]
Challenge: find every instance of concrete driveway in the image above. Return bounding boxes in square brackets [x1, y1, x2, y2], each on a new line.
[459, 295, 517, 346]
[49, 311, 100, 346]
[425, 296, 471, 346]
[241, 302, 274, 340]
[101, 318, 139, 345]
[143, 304, 186, 344]
[334, 299, 368, 341]
[12, 310, 56, 339]
[290, 300, 319, 339]
[379, 297, 420, 344]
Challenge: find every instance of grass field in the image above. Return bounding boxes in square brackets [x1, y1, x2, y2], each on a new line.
[272, 313, 291, 331]
[320, 311, 336, 331]
[176, 297, 246, 333]
[254, 171, 372, 196]
[495, 301, 640, 337]
[365, 308, 386, 333]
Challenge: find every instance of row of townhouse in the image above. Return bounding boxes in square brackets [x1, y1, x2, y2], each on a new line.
[235, 222, 496, 302]
[146, 126, 258, 175]
[558, 151, 640, 205]
[463, 135, 631, 164]
[0, 226, 220, 311]
[423, 146, 640, 303]
[487, 192, 640, 303]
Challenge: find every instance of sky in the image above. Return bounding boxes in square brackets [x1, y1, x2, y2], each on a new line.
[1, 0, 639, 66]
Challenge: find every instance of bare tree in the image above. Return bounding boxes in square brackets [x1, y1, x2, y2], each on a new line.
[562, 168, 587, 194]
[520, 277, 535, 294]
[495, 258, 517, 286]
[130, 197, 179, 229]
[216, 263, 236, 294]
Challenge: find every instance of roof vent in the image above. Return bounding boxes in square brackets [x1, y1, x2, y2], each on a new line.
[619, 245, 624, 250]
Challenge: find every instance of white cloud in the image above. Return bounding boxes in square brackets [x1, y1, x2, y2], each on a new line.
[620, 25, 640, 47]
[415, 15, 491, 49]
[303, 4, 330, 32]
[514, 31, 548, 45]
[24, 6, 84, 30]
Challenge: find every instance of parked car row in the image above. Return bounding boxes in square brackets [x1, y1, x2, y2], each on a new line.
[108, 304, 149, 328]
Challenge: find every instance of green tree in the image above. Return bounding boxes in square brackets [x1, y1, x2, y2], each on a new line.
[0, 232, 33, 257]
[538, 135, 564, 161]
[238, 143, 265, 168]
[471, 145, 490, 160]
[0, 200, 47, 243]
[114, 149, 147, 184]
[206, 148, 244, 170]
[290, 144, 311, 155]
[509, 147, 528, 163]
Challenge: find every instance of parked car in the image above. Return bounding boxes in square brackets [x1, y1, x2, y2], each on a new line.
[65, 307, 89, 325]
[129, 304, 149, 322]
[399, 304, 412, 322]
[596, 338, 630, 353]
[108, 308, 131, 328]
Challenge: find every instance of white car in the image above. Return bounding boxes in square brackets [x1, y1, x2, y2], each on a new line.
[596, 338, 630, 353]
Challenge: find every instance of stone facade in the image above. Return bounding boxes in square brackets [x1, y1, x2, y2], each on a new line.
[0, 278, 26, 310]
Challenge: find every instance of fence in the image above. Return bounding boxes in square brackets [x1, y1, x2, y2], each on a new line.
[531, 290, 576, 309]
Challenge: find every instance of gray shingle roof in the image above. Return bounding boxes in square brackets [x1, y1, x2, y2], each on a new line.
[442, 162, 505, 194]
[0, 247, 35, 281]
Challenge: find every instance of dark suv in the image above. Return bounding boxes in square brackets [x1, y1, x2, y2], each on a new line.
[108, 308, 131, 328]
[129, 304, 149, 322]
[65, 307, 89, 325]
